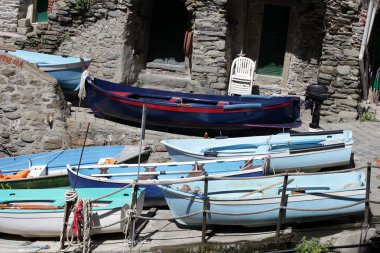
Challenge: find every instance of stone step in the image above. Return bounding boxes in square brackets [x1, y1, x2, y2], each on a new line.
[138, 70, 191, 90]
[146, 62, 186, 73]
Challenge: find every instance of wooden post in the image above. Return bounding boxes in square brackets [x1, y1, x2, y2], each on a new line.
[364, 162, 372, 226]
[276, 173, 289, 238]
[59, 201, 75, 250]
[201, 174, 209, 243]
[128, 182, 138, 247]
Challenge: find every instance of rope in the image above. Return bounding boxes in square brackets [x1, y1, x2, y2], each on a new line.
[132, 165, 367, 187]
[0, 143, 13, 157]
[135, 210, 204, 221]
[65, 189, 78, 202]
[90, 183, 132, 202]
[82, 198, 91, 253]
[283, 199, 366, 212]
[205, 207, 279, 216]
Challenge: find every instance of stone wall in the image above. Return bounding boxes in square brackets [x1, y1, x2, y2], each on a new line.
[0, 0, 22, 32]
[3, 0, 369, 121]
[318, 0, 363, 122]
[287, 0, 326, 95]
[56, 0, 129, 81]
[185, 0, 229, 94]
[0, 52, 70, 157]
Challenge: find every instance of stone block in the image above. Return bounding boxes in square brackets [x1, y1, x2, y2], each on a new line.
[338, 111, 357, 121]
[17, 27, 31, 35]
[36, 22, 49, 30]
[336, 65, 351, 76]
[17, 18, 31, 28]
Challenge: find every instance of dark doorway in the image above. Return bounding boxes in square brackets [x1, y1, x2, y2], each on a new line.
[147, 0, 188, 65]
[35, 0, 49, 22]
[257, 5, 290, 76]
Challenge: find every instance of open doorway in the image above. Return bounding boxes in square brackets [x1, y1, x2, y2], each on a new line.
[34, 0, 49, 22]
[256, 4, 290, 76]
[147, 0, 189, 65]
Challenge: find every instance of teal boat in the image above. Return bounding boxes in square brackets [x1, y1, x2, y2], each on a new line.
[0, 187, 145, 238]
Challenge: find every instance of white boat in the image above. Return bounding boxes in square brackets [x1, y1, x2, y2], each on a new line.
[0, 187, 144, 238]
[161, 130, 353, 172]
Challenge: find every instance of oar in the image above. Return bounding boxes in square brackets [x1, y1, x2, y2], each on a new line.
[0, 203, 63, 210]
[0, 46, 17, 52]
[203, 139, 327, 156]
[100, 81, 265, 107]
[239, 178, 294, 198]
[90, 169, 207, 177]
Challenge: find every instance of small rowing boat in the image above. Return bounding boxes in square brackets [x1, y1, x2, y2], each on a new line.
[0, 187, 145, 237]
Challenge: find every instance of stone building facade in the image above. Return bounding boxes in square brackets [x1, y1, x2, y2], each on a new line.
[0, 0, 375, 122]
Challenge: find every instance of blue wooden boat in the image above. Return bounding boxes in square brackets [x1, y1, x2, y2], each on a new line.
[0, 187, 144, 237]
[1, 49, 91, 92]
[159, 171, 365, 227]
[0, 145, 150, 189]
[161, 130, 353, 172]
[83, 76, 301, 131]
[66, 157, 268, 206]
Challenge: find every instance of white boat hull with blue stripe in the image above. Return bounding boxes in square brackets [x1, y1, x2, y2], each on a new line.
[161, 130, 353, 172]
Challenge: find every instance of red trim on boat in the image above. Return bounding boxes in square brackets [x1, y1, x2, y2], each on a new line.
[93, 85, 295, 114]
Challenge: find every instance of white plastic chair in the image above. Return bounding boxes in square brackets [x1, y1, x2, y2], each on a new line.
[228, 55, 256, 96]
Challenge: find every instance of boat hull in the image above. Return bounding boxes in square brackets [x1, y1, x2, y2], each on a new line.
[165, 145, 352, 172]
[85, 78, 301, 130]
[0, 188, 145, 238]
[0, 174, 68, 190]
[164, 189, 365, 227]
[160, 171, 366, 227]
[47, 66, 85, 91]
[67, 157, 267, 206]
[162, 130, 353, 171]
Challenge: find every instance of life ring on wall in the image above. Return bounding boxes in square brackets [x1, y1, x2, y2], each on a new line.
[183, 30, 193, 58]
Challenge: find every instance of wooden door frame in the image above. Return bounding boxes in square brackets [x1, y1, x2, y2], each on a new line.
[248, 0, 295, 87]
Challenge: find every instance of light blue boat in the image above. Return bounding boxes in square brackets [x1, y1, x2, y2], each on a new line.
[0, 187, 145, 237]
[159, 171, 366, 227]
[66, 156, 268, 206]
[1, 49, 91, 92]
[161, 130, 353, 172]
[0, 145, 150, 189]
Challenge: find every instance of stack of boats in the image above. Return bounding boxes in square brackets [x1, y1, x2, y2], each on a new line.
[0, 50, 365, 240]
[0, 128, 364, 238]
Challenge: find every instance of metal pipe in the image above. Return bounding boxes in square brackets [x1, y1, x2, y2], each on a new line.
[364, 162, 372, 226]
[202, 174, 209, 243]
[359, 0, 375, 100]
[276, 173, 289, 237]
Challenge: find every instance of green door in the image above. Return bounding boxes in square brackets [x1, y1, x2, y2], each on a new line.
[36, 0, 49, 22]
[257, 5, 290, 76]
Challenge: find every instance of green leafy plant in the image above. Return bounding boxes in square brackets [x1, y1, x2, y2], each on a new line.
[359, 111, 375, 122]
[295, 237, 329, 253]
